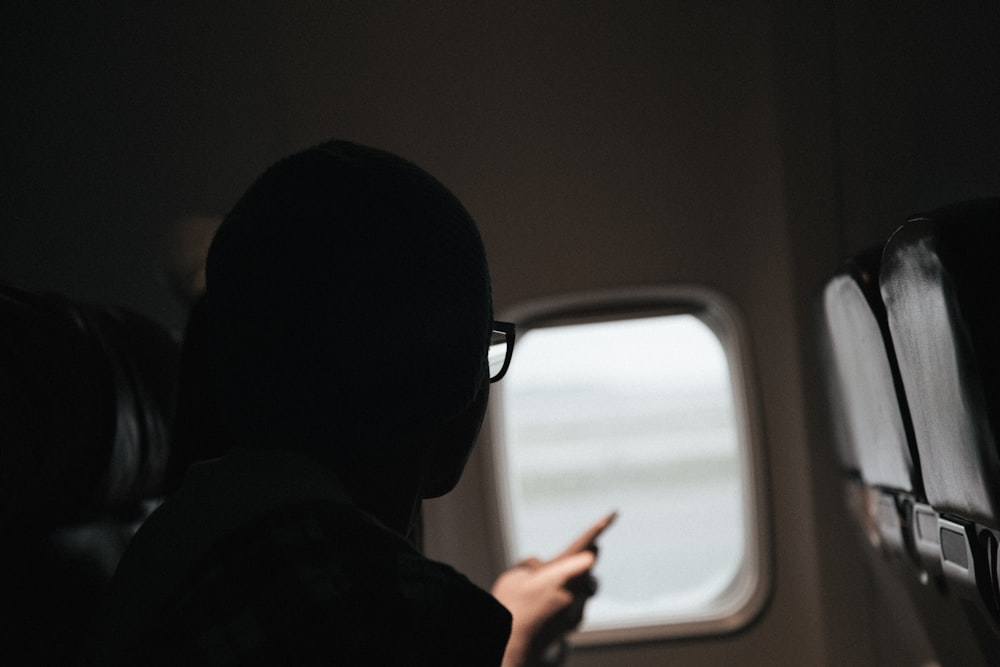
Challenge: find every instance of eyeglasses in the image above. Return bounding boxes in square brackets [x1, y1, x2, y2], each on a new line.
[489, 321, 516, 382]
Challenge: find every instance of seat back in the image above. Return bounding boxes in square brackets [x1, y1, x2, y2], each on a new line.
[823, 247, 921, 493]
[882, 199, 1000, 524]
[823, 247, 933, 577]
[880, 197, 1000, 660]
[0, 283, 179, 665]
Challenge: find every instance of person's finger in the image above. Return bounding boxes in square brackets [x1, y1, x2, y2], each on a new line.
[512, 556, 544, 571]
[540, 550, 597, 587]
[556, 511, 618, 558]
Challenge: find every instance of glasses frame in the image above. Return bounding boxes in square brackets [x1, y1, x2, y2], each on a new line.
[489, 320, 516, 382]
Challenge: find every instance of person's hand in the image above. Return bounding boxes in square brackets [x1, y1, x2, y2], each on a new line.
[492, 512, 617, 667]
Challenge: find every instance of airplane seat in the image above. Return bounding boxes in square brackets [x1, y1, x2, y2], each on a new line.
[881, 197, 1000, 661]
[0, 282, 179, 665]
[823, 247, 923, 561]
[822, 243, 999, 665]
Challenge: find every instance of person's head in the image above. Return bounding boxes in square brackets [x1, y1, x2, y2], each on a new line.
[204, 140, 493, 498]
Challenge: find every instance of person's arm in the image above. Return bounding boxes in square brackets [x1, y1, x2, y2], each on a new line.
[492, 512, 617, 667]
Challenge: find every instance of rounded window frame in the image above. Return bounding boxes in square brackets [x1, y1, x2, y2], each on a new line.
[485, 285, 771, 645]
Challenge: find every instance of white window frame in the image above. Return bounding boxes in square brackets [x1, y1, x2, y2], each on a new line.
[485, 285, 770, 644]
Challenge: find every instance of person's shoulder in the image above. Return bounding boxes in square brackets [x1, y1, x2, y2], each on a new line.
[125, 499, 510, 665]
[392, 550, 513, 664]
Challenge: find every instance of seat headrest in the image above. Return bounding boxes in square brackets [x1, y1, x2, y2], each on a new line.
[0, 283, 179, 526]
[880, 197, 1000, 522]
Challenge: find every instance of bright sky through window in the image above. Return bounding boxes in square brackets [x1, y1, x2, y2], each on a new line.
[495, 313, 746, 632]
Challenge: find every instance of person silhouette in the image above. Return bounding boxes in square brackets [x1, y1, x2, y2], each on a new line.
[99, 140, 609, 666]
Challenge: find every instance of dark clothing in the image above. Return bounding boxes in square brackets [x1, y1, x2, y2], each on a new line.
[99, 449, 511, 666]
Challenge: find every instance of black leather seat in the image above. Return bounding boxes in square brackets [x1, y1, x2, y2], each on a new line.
[881, 197, 1000, 662]
[823, 247, 922, 561]
[822, 242, 997, 665]
[0, 283, 179, 665]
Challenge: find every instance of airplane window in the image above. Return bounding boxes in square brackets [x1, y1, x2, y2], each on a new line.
[492, 297, 764, 641]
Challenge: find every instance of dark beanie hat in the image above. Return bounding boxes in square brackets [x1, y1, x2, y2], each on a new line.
[204, 140, 492, 458]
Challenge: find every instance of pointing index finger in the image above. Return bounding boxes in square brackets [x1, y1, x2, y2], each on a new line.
[557, 511, 618, 559]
